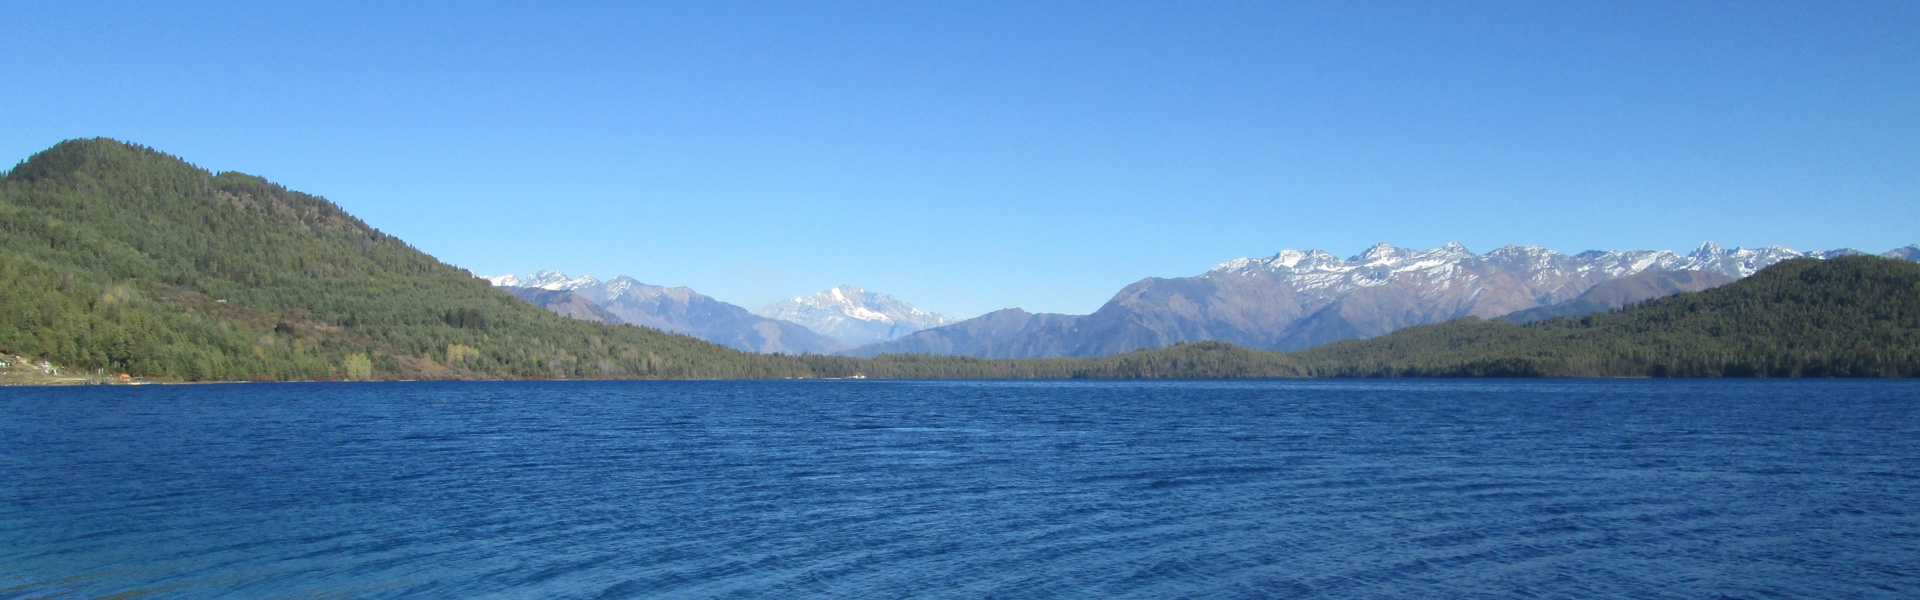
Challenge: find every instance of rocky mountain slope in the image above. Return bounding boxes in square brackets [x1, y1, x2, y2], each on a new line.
[759, 285, 960, 347]
[853, 242, 1919, 358]
[498, 287, 626, 325]
[1498, 270, 1735, 323]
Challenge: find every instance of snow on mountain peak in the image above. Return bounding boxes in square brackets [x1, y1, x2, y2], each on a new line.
[1355, 242, 1404, 263]
[1690, 241, 1725, 257]
[598, 276, 645, 298]
[1205, 241, 1862, 292]
[1270, 249, 1310, 268]
[760, 286, 961, 347]
[480, 270, 601, 290]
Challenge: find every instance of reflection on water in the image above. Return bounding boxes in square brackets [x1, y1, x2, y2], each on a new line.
[2, 379, 1917, 598]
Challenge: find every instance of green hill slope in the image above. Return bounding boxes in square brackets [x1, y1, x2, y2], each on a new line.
[1295, 256, 1920, 377]
[0, 138, 838, 381]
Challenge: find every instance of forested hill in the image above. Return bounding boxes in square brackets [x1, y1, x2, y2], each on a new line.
[1294, 256, 1920, 377]
[0, 138, 841, 380]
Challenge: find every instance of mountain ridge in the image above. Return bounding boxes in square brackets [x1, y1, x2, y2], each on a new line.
[1498, 270, 1737, 324]
[852, 241, 1919, 358]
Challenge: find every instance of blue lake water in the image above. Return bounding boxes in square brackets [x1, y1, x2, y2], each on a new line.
[2, 379, 1917, 598]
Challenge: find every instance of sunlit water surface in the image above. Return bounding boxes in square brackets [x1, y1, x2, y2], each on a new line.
[3, 380, 1917, 598]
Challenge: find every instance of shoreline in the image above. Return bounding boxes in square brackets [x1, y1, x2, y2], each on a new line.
[5, 374, 1903, 387]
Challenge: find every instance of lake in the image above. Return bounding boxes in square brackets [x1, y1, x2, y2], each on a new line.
[2, 380, 1917, 598]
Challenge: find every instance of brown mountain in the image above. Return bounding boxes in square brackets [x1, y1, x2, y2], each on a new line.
[499, 287, 627, 325]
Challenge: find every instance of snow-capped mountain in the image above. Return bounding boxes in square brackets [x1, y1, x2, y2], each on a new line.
[483, 270, 601, 290]
[851, 242, 1919, 359]
[760, 285, 961, 347]
[484, 271, 842, 354]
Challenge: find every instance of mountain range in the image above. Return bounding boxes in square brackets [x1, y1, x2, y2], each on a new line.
[484, 273, 959, 354]
[1292, 255, 1920, 378]
[485, 272, 842, 354]
[846, 242, 1920, 358]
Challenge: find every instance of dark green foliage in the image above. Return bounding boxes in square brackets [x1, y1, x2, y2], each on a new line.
[1295, 256, 1920, 377]
[443, 308, 489, 330]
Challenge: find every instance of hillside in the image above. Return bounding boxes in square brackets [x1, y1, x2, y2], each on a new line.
[0, 139, 835, 380]
[1296, 256, 1920, 377]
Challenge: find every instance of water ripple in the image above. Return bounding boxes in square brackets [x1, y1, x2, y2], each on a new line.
[2, 379, 1917, 598]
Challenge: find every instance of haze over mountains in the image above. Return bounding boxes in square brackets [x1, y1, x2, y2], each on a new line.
[1497, 270, 1736, 324]
[484, 273, 959, 354]
[485, 272, 841, 354]
[846, 242, 1920, 359]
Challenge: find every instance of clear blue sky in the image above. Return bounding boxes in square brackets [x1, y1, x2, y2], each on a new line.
[4, 2, 1916, 316]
